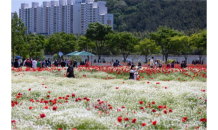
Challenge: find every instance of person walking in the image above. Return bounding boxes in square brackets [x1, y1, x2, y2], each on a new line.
[159, 60, 162, 68]
[14, 59, 19, 68]
[171, 61, 174, 68]
[181, 61, 184, 68]
[61, 59, 66, 67]
[48, 58, 51, 67]
[65, 59, 68, 67]
[138, 60, 142, 69]
[32, 59, 37, 69]
[66, 60, 75, 78]
[54, 60, 58, 67]
[25, 58, 31, 68]
[37, 59, 41, 68]
[150, 57, 154, 68]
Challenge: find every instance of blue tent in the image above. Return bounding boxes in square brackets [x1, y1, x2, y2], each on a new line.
[15, 55, 22, 59]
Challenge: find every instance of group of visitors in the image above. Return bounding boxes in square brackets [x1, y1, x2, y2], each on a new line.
[54, 59, 78, 68]
[149, 57, 163, 68]
[12, 58, 52, 68]
[192, 60, 203, 65]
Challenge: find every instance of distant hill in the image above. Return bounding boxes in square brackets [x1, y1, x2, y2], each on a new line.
[96, 0, 206, 32]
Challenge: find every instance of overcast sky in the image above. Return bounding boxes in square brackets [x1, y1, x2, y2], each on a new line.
[11, 0, 45, 14]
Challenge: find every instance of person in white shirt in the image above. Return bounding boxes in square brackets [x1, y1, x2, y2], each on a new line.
[150, 57, 154, 68]
[32, 59, 37, 68]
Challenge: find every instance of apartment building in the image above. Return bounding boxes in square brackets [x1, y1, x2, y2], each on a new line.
[19, 0, 113, 35]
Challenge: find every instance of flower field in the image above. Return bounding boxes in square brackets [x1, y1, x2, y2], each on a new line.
[11, 66, 207, 130]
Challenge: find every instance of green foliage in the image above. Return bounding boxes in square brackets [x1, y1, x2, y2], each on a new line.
[11, 12, 27, 61]
[52, 54, 65, 61]
[107, 32, 140, 62]
[85, 23, 114, 60]
[78, 36, 96, 52]
[69, 56, 82, 62]
[150, 26, 182, 62]
[138, 38, 160, 63]
[96, 0, 206, 32]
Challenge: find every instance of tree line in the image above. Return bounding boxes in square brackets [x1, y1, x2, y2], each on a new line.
[95, 0, 206, 33]
[12, 13, 206, 63]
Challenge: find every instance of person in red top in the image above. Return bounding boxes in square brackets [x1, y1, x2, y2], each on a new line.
[25, 58, 31, 68]
[85, 59, 89, 67]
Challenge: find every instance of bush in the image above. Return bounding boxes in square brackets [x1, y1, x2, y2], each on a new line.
[168, 59, 175, 63]
[69, 55, 82, 62]
[53, 54, 65, 61]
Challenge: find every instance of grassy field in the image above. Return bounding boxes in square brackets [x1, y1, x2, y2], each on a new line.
[11, 67, 207, 130]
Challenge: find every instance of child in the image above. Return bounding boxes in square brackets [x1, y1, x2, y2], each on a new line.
[129, 65, 140, 80]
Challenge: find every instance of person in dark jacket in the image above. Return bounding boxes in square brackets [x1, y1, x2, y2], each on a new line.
[25, 58, 31, 68]
[171, 61, 174, 68]
[181, 61, 184, 68]
[14, 59, 19, 68]
[66, 60, 75, 78]
[184, 61, 187, 68]
[61, 59, 66, 67]
[138, 60, 142, 69]
[54, 60, 58, 67]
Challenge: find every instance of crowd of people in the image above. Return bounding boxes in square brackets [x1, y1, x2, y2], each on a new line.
[12, 58, 52, 68]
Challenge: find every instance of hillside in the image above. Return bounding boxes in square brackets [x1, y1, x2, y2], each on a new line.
[96, 0, 206, 32]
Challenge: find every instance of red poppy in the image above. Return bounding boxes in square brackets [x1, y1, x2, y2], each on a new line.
[109, 106, 113, 109]
[121, 106, 125, 109]
[117, 117, 122, 122]
[40, 113, 46, 118]
[48, 91, 50, 93]
[139, 101, 143, 104]
[124, 117, 129, 121]
[147, 81, 150, 84]
[200, 118, 204, 122]
[97, 99, 100, 102]
[163, 109, 167, 114]
[44, 106, 48, 109]
[132, 118, 137, 123]
[53, 106, 58, 111]
[163, 105, 167, 108]
[158, 105, 163, 109]
[72, 129, 77, 130]
[140, 107, 144, 110]
[29, 106, 33, 110]
[151, 101, 155, 104]
[199, 97, 202, 99]
[152, 121, 157, 125]
[123, 82, 125, 83]
[165, 87, 167, 89]
[141, 123, 146, 127]
[169, 109, 173, 113]
[28, 88, 31, 91]
[86, 98, 90, 101]
[42, 84, 44, 85]
[11, 120, 16, 124]
[72, 93, 75, 97]
[58, 128, 62, 130]
[182, 117, 187, 122]
[116, 87, 119, 89]
[95, 106, 98, 108]
[156, 82, 160, 84]
[152, 109, 156, 112]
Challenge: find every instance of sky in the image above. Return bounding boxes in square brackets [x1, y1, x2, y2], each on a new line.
[11, 0, 45, 14]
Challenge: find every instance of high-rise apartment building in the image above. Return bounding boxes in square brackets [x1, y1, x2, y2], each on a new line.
[11, 12, 15, 19]
[19, 0, 113, 35]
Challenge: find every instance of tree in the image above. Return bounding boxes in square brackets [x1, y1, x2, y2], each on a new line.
[78, 36, 95, 52]
[190, 29, 206, 62]
[150, 26, 182, 62]
[138, 38, 160, 63]
[108, 32, 140, 63]
[85, 23, 114, 61]
[11, 12, 26, 61]
[170, 35, 193, 63]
